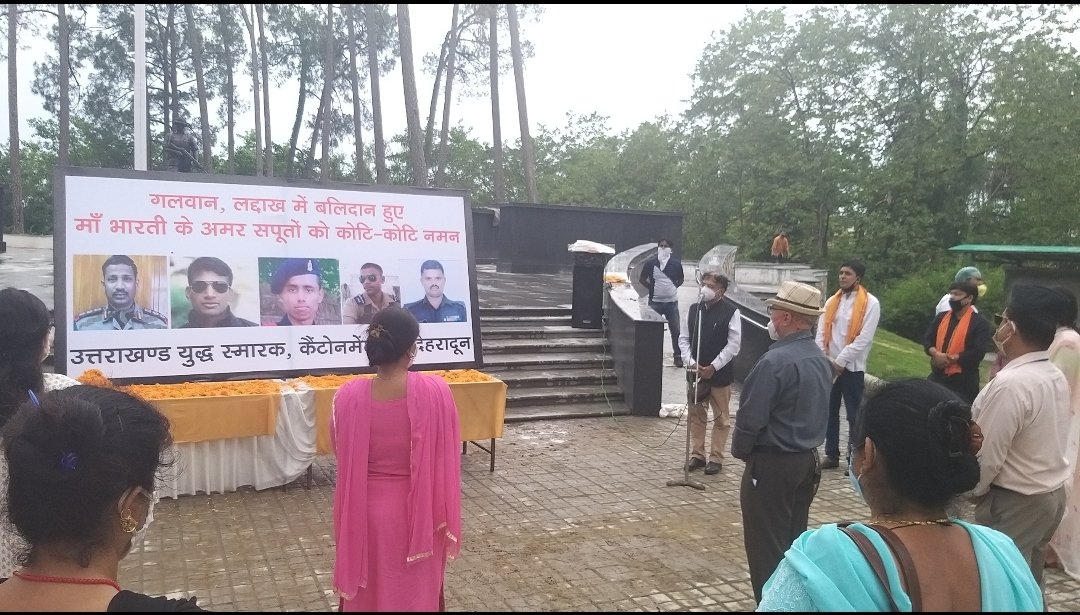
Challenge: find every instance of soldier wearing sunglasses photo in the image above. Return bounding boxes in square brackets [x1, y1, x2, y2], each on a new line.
[342, 263, 400, 325]
[180, 257, 257, 328]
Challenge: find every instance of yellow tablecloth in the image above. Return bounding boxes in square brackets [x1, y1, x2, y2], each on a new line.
[309, 379, 508, 455]
[150, 394, 280, 444]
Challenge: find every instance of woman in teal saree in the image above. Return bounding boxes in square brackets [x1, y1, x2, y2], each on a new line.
[758, 379, 1042, 612]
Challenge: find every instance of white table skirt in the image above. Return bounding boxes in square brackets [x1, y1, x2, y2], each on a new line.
[156, 387, 317, 499]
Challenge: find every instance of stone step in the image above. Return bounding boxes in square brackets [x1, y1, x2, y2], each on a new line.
[478, 307, 572, 318]
[482, 338, 608, 354]
[504, 400, 629, 422]
[480, 325, 604, 339]
[480, 351, 612, 371]
[486, 367, 618, 388]
[506, 384, 622, 407]
[480, 314, 573, 326]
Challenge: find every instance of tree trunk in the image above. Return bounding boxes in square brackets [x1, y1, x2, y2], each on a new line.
[257, 4, 273, 176]
[365, 4, 386, 183]
[240, 6, 263, 175]
[287, 56, 309, 178]
[507, 4, 537, 202]
[321, 3, 333, 181]
[167, 4, 179, 158]
[397, 4, 427, 187]
[218, 5, 237, 174]
[435, 4, 460, 187]
[424, 31, 449, 163]
[7, 4, 22, 232]
[57, 3, 70, 167]
[347, 5, 368, 182]
[489, 4, 505, 203]
[184, 4, 213, 172]
[306, 103, 323, 179]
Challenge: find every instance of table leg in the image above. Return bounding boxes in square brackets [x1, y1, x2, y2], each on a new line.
[462, 441, 467, 455]
[489, 437, 495, 473]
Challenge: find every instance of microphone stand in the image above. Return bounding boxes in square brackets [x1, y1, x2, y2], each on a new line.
[667, 287, 707, 491]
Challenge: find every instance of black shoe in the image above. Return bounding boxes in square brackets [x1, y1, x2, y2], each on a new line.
[685, 457, 706, 472]
[704, 461, 722, 475]
[821, 457, 840, 469]
[673, 357, 684, 368]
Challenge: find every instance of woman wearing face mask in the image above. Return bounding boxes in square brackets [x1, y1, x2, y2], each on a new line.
[331, 306, 461, 611]
[757, 379, 1042, 611]
[0, 288, 81, 579]
[0, 385, 202, 611]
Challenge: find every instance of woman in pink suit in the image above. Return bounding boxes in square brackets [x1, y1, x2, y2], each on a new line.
[331, 305, 462, 611]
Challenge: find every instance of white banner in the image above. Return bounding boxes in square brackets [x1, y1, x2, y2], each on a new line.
[56, 169, 481, 382]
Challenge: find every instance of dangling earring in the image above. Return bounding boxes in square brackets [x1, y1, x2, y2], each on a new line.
[120, 509, 138, 533]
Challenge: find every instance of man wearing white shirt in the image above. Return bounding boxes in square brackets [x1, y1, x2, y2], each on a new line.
[971, 285, 1073, 590]
[815, 260, 880, 469]
[678, 272, 742, 475]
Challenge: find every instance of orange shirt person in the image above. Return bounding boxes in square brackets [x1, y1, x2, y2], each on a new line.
[771, 232, 790, 263]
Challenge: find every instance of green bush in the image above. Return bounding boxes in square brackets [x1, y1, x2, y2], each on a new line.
[880, 262, 1005, 344]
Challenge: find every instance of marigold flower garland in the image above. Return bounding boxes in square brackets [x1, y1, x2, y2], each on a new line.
[76, 368, 497, 400]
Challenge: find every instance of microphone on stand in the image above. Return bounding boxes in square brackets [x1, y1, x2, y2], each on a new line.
[667, 268, 707, 492]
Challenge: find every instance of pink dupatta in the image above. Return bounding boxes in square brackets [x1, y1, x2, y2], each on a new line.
[331, 371, 462, 600]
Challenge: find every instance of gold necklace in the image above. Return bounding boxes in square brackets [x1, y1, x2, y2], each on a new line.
[870, 517, 952, 528]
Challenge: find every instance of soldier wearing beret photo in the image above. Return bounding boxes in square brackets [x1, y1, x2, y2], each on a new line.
[259, 257, 342, 326]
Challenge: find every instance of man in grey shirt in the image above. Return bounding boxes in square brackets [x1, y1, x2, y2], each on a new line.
[732, 281, 832, 603]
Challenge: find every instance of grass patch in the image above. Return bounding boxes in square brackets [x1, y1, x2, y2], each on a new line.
[867, 328, 992, 386]
[867, 329, 930, 382]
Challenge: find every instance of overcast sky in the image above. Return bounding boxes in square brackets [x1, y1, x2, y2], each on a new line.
[2, 4, 802, 151]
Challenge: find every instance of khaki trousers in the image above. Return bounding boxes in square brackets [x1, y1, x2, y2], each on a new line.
[975, 484, 1066, 589]
[689, 383, 732, 463]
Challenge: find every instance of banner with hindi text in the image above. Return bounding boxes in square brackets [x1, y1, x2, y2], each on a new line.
[54, 168, 482, 382]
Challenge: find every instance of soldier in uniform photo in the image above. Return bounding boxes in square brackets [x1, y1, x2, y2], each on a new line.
[404, 259, 467, 323]
[180, 257, 258, 328]
[270, 258, 329, 326]
[342, 262, 400, 325]
[73, 255, 168, 330]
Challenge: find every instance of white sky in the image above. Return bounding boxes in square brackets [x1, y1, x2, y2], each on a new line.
[3, 4, 802, 152]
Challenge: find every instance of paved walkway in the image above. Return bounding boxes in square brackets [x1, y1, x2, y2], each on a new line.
[4, 242, 1080, 610]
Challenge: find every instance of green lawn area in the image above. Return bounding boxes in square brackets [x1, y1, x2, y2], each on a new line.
[867, 329, 992, 386]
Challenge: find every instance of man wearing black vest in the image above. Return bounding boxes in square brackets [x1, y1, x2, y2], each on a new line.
[678, 272, 742, 475]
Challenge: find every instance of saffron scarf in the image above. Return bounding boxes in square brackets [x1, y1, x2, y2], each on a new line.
[330, 371, 462, 600]
[936, 307, 973, 377]
[821, 286, 869, 353]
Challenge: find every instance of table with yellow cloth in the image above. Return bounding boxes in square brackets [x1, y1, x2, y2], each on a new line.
[145, 375, 507, 498]
[150, 384, 317, 499]
[299, 377, 508, 472]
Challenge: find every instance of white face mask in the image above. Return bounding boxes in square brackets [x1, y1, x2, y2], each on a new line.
[122, 487, 156, 551]
[700, 286, 716, 302]
[658, 247, 672, 259]
[993, 321, 1015, 356]
[767, 321, 781, 340]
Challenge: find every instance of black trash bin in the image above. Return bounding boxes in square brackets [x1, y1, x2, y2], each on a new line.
[571, 251, 609, 329]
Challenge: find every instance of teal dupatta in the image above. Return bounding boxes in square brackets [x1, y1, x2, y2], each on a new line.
[757, 520, 1043, 612]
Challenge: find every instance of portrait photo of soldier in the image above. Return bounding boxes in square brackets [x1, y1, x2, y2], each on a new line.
[72, 254, 169, 331]
[170, 256, 258, 328]
[258, 257, 342, 326]
[403, 259, 468, 324]
[342, 262, 401, 325]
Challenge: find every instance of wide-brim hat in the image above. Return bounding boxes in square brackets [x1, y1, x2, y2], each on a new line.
[765, 280, 823, 316]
